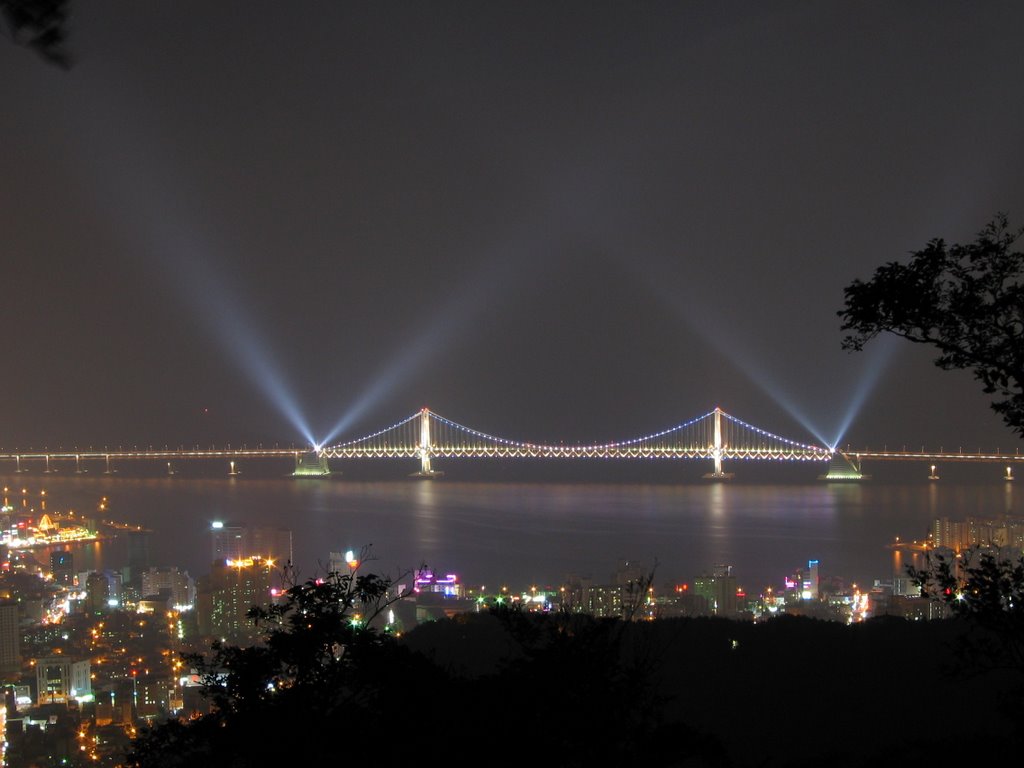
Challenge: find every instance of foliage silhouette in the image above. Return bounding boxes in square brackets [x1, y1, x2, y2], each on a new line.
[1, 0, 71, 67]
[128, 565, 428, 766]
[840, 214, 1024, 434]
[128, 568, 728, 768]
[908, 548, 1024, 677]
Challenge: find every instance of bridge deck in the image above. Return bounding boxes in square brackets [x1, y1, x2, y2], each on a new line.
[845, 450, 1024, 463]
[0, 448, 305, 461]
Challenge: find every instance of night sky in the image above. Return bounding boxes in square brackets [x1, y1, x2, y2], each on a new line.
[4, 2, 1024, 455]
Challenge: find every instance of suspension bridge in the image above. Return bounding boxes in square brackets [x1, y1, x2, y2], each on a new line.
[318, 407, 829, 478]
[0, 406, 1020, 480]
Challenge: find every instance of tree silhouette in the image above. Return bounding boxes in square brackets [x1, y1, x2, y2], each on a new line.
[1, 0, 71, 67]
[908, 548, 1024, 677]
[840, 214, 1024, 434]
[128, 566, 424, 766]
[128, 565, 727, 768]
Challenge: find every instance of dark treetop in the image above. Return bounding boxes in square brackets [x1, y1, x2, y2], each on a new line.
[841, 215, 1024, 436]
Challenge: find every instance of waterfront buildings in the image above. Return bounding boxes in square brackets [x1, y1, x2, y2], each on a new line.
[932, 514, 1024, 551]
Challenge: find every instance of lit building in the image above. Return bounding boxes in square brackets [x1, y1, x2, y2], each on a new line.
[210, 521, 245, 565]
[658, 584, 709, 617]
[413, 568, 463, 598]
[211, 522, 292, 567]
[35, 656, 90, 704]
[136, 677, 172, 720]
[804, 559, 820, 600]
[585, 583, 625, 617]
[932, 515, 1024, 551]
[613, 560, 647, 587]
[141, 567, 196, 609]
[84, 571, 111, 614]
[694, 565, 738, 616]
[197, 556, 275, 644]
[328, 549, 361, 574]
[247, 527, 293, 566]
[49, 550, 74, 586]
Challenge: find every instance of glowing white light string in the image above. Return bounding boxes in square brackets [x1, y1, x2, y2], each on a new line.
[320, 408, 831, 461]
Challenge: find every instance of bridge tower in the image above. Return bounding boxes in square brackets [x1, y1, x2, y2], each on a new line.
[410, 408, 443, 479]
[702, 407, 734, 480]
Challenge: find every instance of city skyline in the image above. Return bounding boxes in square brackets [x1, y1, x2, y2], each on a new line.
[4, 3, 1024, 454]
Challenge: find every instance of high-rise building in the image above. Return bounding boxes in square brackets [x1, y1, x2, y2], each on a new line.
[584, 584, 623, 617]
[141, 567, 196, 609]
[805, 560, 820, 600]
[932, 515, 1024, 551]
[211, 522, 292, 568]
[80, 571, 123, 614]
[247, 527, 292, 566]
[0, 600, 20, 681]
[694, 565, 738, 616]
[613, 560, 646, 587]
[196, 557, 275, 645]
[84, 572, 111, 615]
[50, 550, 74, 586]
[126, 530, 152, 578]
[210, 522, 246, 565]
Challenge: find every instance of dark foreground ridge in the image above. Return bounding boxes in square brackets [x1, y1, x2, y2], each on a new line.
[116, 568, 1020, 768]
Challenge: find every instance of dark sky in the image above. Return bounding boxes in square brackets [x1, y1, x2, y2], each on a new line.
[4, 1, 1024, 453]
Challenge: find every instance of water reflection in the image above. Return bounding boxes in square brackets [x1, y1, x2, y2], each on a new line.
[411, 480, 441, 554]
[704, 483, 734, 573]
[4, 474, 1020, 592]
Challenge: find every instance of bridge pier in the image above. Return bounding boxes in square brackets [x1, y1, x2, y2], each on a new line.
[293, 453, 330, 478]
[820, 451, 866, 481]
[928, 464, 939, 480]
[410, 408, 443, 479]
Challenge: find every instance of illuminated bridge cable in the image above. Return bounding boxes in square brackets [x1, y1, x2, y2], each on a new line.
[317, 407, 831, 462]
